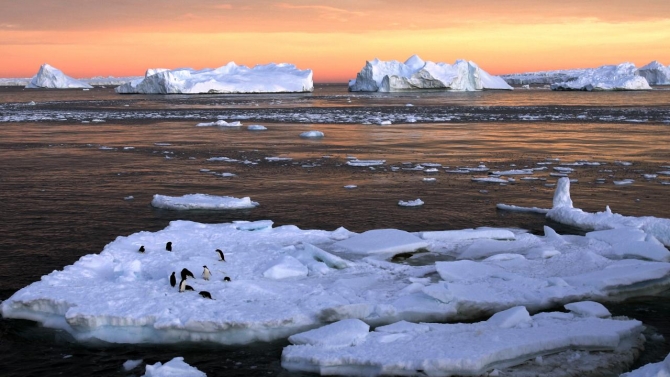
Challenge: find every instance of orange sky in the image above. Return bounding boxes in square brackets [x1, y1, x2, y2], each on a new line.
[1, 0, 669, 82]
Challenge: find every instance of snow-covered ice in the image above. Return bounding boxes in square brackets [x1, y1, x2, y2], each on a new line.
[637, 61, 670, 85]
[299, 130, 324, 138]
[346, 159, 386, 167]
[398, 199, 424, 207]
[115, 63, 313, 94]
[551, 63, 651, 91]
[349, 55, 512, 92]
[621, 352, 670, 377]
[282, 306, 644, 376]
[195, 120, 242, 127]
[143, 357, 205, 377]
[150, 194, 258, 210]
[26, 64, 93, 89]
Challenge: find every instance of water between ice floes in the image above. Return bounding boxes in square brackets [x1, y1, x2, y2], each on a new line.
[1, 85, 670, 376]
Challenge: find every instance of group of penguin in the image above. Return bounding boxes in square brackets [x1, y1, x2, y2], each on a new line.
[138, 242, 231, 300]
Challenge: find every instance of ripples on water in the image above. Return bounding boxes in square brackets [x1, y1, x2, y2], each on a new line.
[0, 85, 669, 376]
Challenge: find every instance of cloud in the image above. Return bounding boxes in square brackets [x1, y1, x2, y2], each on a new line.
[275, 3, 365, 22]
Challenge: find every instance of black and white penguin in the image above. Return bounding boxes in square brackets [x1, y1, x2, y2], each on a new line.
[180, 268, 195, 280]
[223, 276, 231, 282]
[185, 285, 194, 291]
[202, 266, 211, 281]
[215, 249, 225, 261]
[178, 278, 187, 292]
[166, 242, 172, 252]
[139, 245, 145, 253]
[199, 291, 213, 299]
[169, 272, 176, 287]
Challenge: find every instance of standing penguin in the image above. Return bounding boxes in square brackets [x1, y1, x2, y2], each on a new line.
[202, 266, 211, 281]
[166, 242, 172, 252]
[169, 272, 176, 287]
[215, 249, 225, 261]
[180, 268, 195, 280]
[138, 245, 145, 253]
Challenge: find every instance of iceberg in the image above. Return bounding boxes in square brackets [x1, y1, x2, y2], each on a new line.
[637, 61, 670, 85]
[348, 55, 512, 92]
[143, 357, 205, 377]
[550, 63, 651, 91]
[25, 64, 93, 89]
[282, 306, 644, 376]
[115, 62, 313, 94]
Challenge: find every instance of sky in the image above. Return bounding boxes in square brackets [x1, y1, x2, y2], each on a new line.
[1, 0, 669, 82]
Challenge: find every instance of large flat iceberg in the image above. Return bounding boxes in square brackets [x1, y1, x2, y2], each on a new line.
[282, 306, 644, 376]
[550, 63, 651, 91]
[349, 55, 512, 92]
[25, 64, 93, 89]
[115, 62, 313, 94]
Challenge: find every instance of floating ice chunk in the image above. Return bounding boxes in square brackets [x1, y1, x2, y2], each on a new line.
[435, 260, 505, 282]
[143, 357, 205, 377]
[334, 229, 428, 255]
[124, 196, 134, 201]
[207, 156, 238, 162]
[195, 120, 242, 127]
[552, 177, 574, 208]
[420, 228, 516, 241]
[263, 256, 308, 280]
[346, 159, 385, 167]
[288, 319, 369, 348]
[496, 203, 550, 214]
[564, 301, 611, 318]
[472, 177, 508, 183]
[614, 179, 635, 186]
[247, 124, 267, 131]
[116, 62, 313, 94]
[299, 130, 324, 138]
[150, 194, 258, 210]
[487, 306, 531, 328]
[621, 351, 670, 377]
[343, 185, 358, 189]
[551, 63, 651, 91]
[398, 199, 424, 207]
[123, 359, 143, 371]
[265, 156, 292, 161]
[26, 64, 93, 89]
[616, 161, 633, 166]
[282, 310, 643, 376]
[491, 169, 534, 175]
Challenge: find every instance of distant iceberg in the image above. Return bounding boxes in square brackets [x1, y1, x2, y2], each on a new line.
[348, 55, 512, 92]
[637, 61, 670, 85]
[550, 63, 651, 91]
[115, 63, 314, 94]
[25, 64, 93, 89]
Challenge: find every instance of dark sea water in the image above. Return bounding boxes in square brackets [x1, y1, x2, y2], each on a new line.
[0, 84, 669, 376]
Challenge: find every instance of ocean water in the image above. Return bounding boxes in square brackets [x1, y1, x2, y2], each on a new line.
[0, 84, 669, 376]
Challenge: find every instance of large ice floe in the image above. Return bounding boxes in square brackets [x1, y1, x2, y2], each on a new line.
[348, 55, 512, 92]
[150, 194, 258, 210]
[550, 63, 651, 91]
[115, 63, 313, 94]
[3, 182, 670, 375]
[25, 64, 93, 89]
[637, 61, 670, 85]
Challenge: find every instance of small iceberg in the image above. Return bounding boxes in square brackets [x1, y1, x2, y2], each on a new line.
[398, 199, 424, 207]
[150, 194, 258, 210]
[299, 130, 324, 138]
[26, 64, 93, 89]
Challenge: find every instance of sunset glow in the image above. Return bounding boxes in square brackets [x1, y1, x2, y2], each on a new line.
[1, 0, 669, 82]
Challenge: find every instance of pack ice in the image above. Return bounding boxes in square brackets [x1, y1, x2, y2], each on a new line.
[25, 64, 93, 89]
[348, 55, 512, 92]
[115, 63, 313, 94]
[2, 184, 670, 375]
[550, 63, 651, 91]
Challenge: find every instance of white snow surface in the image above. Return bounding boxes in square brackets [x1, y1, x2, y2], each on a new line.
[348, 55, 512, 92]
[621, 352, 670, 377]
[638, 61, 670, 85]
[551, 63, 651, 91]
[115, 62, 313, 94]
[547, 177, 670, 247]
[282, 307, 644, 376]
[150, 194, 259, 210]
[26, 64, 93, 89]
[143, 357, 205, 377]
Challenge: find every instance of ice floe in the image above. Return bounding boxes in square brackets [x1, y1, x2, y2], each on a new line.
[299, 130, 324, 138]
[26, 64, 93, 89]
[346, 159, 385, 167]
[551, 63, 651, 91]
[115, 63, 313, 94]
[247, 125, 267, 131]
[282, 306, 644, 376]
[195, 120, 242, 127]
[349, 55, 512, 92]
[143, 357, 205, 377]
[398, 199, 424, 207]
[150, 194, 258, 210]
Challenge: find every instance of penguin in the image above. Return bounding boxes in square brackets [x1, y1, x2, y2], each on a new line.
[199, 291, 213, 299]
[215, 249, 225, 261]
[185, 285, 194, 291]
[139, 245, 145, 253]
[166, 242, 172, 252]
[178, 278, 187, 292]
[223, 276, 231, 282]
[169, 272, 176, 287]
[180, 268, 195, 280]
[202, 266, 211, 281]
